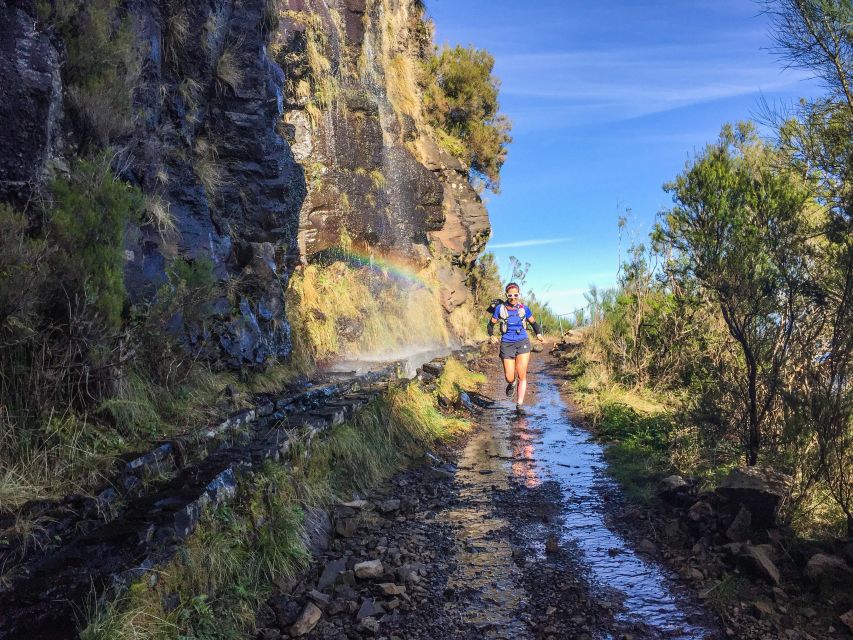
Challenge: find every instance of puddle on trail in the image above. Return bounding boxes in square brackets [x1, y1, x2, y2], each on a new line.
[451, 358, 716, 640]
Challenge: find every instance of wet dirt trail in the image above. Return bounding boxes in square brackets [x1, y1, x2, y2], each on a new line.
[441, 351, 721, 639]
[273, 351, 722, 640]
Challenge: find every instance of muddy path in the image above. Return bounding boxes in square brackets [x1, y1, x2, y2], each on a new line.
[265, 350, 721, 639]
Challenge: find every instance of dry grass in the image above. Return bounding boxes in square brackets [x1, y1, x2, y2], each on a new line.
[0, 357, 302, 524]
[142, 193, 176, 237]
[287, 259, 452, 368]
[0, 408, 119, 513]
[177, 77, 202, 113]
[283, 9, 338, 124]
[447, 299, 487, 344]
[216, 46, 244, 94]
[376, 0, 424, 124]
[387, 54, 420, 119]
[435, 358, 485, 403]
[164, 11, 189, 69]
[193, 137, 226, 197]
[305, 101, 323, 128]
[369, 168, 386, 189]
[68, 85, 134, 146]
[80, 377, 470, 639]
[154, 167, 169, 186]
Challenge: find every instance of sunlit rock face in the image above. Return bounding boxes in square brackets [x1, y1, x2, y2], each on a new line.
[274, 0, 490, 287]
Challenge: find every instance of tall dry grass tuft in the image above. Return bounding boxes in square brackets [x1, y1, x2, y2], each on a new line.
[193, 137, 227, 197]
[142, 192, 176, 237]
[216, 45, 245, 94]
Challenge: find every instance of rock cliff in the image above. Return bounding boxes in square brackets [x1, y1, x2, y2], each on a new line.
[0, 0, 489, 367]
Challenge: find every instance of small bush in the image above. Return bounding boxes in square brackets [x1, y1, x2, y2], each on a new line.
[0, 205, 50, 332]
[48, 153, 143, 330]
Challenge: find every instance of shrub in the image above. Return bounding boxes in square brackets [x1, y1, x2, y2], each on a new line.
[0, 205, 50, 332]
[423, 45, 512, 192]
[468, 252, 503, 307]
[40, 0, 140, 149]
[48, 153, 143, 330]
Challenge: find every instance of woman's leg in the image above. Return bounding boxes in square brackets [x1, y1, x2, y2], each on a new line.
[515, 351, 531, 404]
[501, 357, 516, 384]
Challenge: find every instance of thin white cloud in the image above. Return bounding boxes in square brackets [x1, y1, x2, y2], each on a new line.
[489, 237, 572, 249]
[493, 41, 814, 132]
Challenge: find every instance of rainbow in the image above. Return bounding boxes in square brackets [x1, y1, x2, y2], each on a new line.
[318, 247, 435, 289]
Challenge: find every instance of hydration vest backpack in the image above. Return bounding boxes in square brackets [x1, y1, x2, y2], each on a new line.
[487, 300, 527, 335]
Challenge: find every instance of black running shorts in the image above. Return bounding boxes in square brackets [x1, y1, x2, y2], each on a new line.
[499, 337, 531, 360]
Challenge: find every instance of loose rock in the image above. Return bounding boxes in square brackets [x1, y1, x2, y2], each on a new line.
[356, 598, 385, 620]
[739, 544, 781, 585]
[379, 583, 406, 595]
[840, 610, 853, 634]
[289, 602, 322, 637]
[725, 505, 752, 543]
[317, 559, 347, 591]
[804, 553, 852, 586]
[716, 467, 791, 528]
[354, 560, 384, 580]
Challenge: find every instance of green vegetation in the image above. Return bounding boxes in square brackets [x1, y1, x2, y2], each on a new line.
[49, 154, 143, 330]
[566, 0, 853, 537]
[38, 0, 139, 149]
[0, 154, 144, 513]
[423, 45, 512, 192]
[469, 252, 560, 336]
[436, 357, 487, 404]
[469, 252, 503, 307]
[657, 123, 814, 466]
[80, 373, 480, 639]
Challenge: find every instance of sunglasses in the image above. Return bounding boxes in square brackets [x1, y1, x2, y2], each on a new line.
[507, 293, 520, 298]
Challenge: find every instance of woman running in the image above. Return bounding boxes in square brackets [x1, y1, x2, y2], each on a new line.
[488, 282, 544, 407]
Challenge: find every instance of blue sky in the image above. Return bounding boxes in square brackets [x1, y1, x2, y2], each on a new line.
[427, 0, 819, 316]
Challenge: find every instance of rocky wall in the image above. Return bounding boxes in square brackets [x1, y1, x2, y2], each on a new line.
[0, 0, 490, 367]
[274, 0, 490, 306]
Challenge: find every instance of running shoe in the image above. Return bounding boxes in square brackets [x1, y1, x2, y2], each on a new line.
[505, 379, 517, 399]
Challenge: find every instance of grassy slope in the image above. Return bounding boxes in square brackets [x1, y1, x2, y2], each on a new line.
[81, 359, 482, 640]
[564, 347, 737, 503]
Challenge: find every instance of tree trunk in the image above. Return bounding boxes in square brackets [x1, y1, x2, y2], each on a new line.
[747, 360, 760, 466]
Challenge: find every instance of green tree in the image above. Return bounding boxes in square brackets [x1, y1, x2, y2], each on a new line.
[423, 45, 512, 192]
[768, 0, 853, 533]
[656, 123, 814, 465]
[469, 252, 503, 306]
